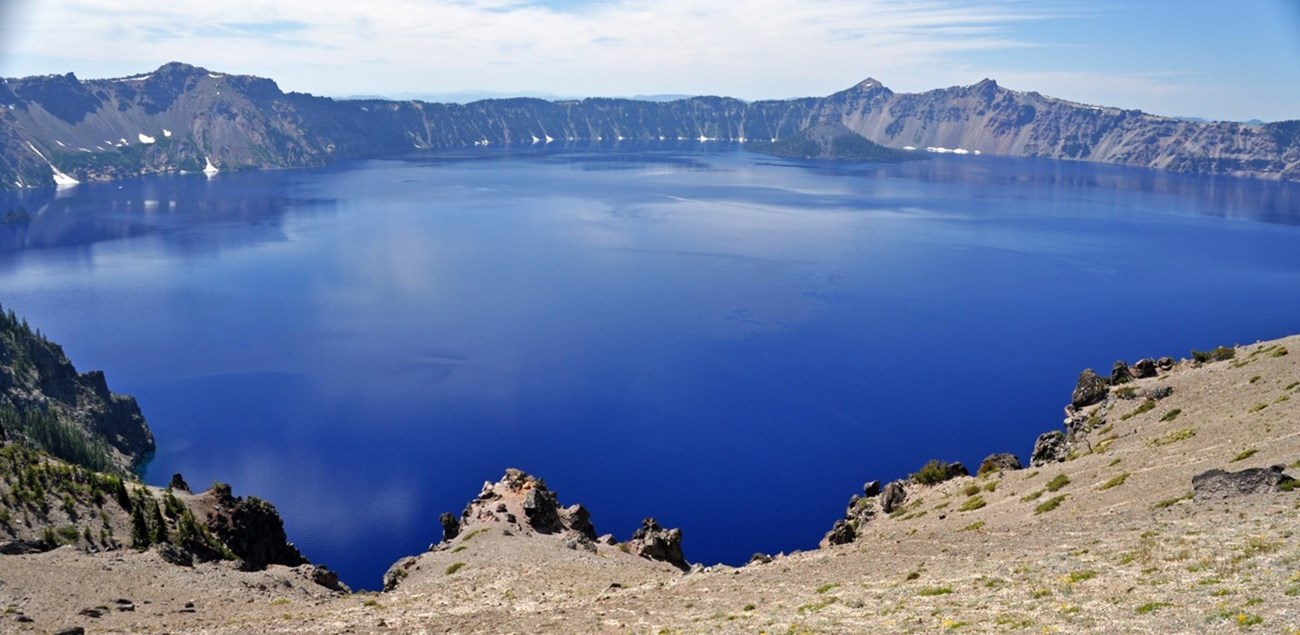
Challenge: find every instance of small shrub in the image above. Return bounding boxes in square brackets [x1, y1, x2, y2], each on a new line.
[816, 583, 840, 594]
[1271, 347, 1288, 357]
[1114, 386, 1138, 399]
[1191, 346, 1235, 363]
[1234, 612, 1262, 627]
[1159, 408, 1182, 422]
[1136, 601, 1172, 614]
[959, 520, 985, 532]
[1035, 495, 1066, 514]
[1121, 399, 1157, 421]
[961, 484, 981, 497]
[917, 586, 953, 596]
[983, 481, 998, 493]
[1249, 402, 1268, 413]
[1097, 472, 1130, 491]
[1249, 375, 1262, 384]
[1021, 490, 1045, 502]
[742, 603, 756, 611]
[1285, 381, 1299, 391]
[912, 459, 968, 485]
[958, 496, 986, 512]
[1045, 474, 1070, 492]
[445, 562, 466, 575]
[1064, 569, 1097, 583]
[1149, 428, 1196, 446]
[1230, 449, 1258, 463]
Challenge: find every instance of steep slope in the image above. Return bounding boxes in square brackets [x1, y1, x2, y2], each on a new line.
[2, 64, 1298, 189]
[1, 334, 1298, 632]
[0, 305, 153, 474]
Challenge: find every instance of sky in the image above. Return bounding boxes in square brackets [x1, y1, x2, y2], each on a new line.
[0, 0, 1297, 121]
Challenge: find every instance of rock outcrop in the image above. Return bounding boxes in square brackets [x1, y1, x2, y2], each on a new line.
[1071, 369, 1109, 409]
[977, 453, 1022, 475]
[625, 517, 688, 571]
[1192, 466, 1297, 501]
[201, 482, 306, 571]
[0, 305, 154, 474]
[444, 468, 600, 541]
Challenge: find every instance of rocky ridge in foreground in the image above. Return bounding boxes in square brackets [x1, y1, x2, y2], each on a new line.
[1, 330, 1299, 632]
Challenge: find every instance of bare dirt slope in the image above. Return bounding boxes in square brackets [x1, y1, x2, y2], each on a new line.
[2, 336, 1299, 634]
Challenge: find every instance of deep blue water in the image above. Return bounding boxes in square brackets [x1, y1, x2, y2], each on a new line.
[2, 145, 1299, 589]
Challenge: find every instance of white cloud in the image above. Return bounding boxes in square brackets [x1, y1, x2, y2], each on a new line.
[2, 0, 1055, 100]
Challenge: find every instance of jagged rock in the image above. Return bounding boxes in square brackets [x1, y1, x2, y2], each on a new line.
[1030, 431, 1068, 467]
[0, 539, 53, 555]
[439, 512, 460, 542]
[598, 533, 617, 545]
[1111, 360, 1132, 385]
[977, 453, 1022, 475]
[169, 473, 190, 493]
[879, 480, 908, 514]
[1145, 385, 1174, 400]
[203, 483, 306, 571]
[1192, 466, 1296, 502]
[748, 553, 773, 565]
[822, 519, 856, 546]
[300, 565, 349, 593]
[563, 534, 597, 553]
[155, 542, 193, 567]
[522, 486, 562, 533]
[562, 504, 597, 541]
[383, 556, 419, 592]
[1132, 358, 1158, 378]
[1157, 356, 1175, 371]
[862, 480, 881, 497]
[1071, 369, 1109, 408]
[626, 517, 688, 571]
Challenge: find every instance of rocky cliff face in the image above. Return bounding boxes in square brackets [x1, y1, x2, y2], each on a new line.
[0, 305, 153, 475]
[2, 64, 1297, 189]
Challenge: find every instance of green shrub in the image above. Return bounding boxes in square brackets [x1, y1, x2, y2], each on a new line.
[1045, 474, 1070, 492]
[1121, 399, 1157, 421]
[445, 562, 466, 575]
[912, 459, 967, 485]
[1035, 495, 1067, 514]
[1191, 346, 1235, 363]
[917, 586, 953, 596]
[1097, 473, 1130, 491]
[1230, 449, 1258, 463]
[958, 496, 986, 512]
[1159, 408, 1182, 422]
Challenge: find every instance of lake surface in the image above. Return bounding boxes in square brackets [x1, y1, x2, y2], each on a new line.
[3, 145, 1300, 589]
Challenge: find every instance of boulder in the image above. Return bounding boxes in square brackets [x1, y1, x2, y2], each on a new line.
[862, 480, 881, 497]
[1030, 430, 1068, 467]
[748, 552, 773, 565]
[879, 480, 908, 514]
[977, 453, 1022, 475]
[562, 504, 597, 541]
[1132, 358, 1158, 378]
[382, 556, 418, 592]
[626, 517, 688, 570]
[1157, 356, 1175, 371]
[1071, 369, 1109, 408]
[169, 473, 190, 493]
[1110, 360, 1132, 385]
[155, 543, 193, 567]
[1145, 385, 1173, 400]
[821, 519, 856, 546]
[1192, 466, 1296, 502]
[522, 486, 562, 533]
[439, 512, 460, 542]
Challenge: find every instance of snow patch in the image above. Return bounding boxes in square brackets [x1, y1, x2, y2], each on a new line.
[163, 129, 172, 137]
[531, 135, 540, 144]
[209, 74, 225, 79]
[138, 133, 156, 144]
[113, 75, 150, 82]
[55, 140, 66, 147]
[903, 146, 917, 151]
[26, 141, 79, 187]
[203, 157, 219, 175]
[544, 135, 554, 144]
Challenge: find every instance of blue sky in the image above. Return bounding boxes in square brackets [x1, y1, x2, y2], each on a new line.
[1, 0, 1297, 121]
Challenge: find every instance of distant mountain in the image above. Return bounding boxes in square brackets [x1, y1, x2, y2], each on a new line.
[749, 121, 919, 162]
[2, 63, 1298, 189]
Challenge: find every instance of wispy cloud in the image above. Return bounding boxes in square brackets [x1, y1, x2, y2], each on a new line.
[2, 0, 1056, 98]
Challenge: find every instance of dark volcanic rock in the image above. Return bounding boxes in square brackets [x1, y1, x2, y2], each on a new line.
[626, 517, 688, 570]
[439, 512, 460, 542]
[1132, 358, 1158, 378]
[156, 543, 194, 567]
[169, 473, 191, 493]
[562, 504, 597, 541]
[750, 121, 919, 162]
[383, 556, 418, 592]
[1071, 369, 1109, 408]
[1192, 465, 1297, 502]
[862, 480, 881, 497]
[203, 483, 306, 571]
[1157, 356, 1175, 371]
[522, 486, 562, 533]
[1110, 360, 1132, 385]
[977, 453, 1023, 475]
[879, 480, 908, 514]
[1030, 430, 1069, 467]
[822, 519, 856, 546]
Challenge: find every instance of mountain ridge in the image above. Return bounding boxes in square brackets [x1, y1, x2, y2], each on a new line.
[2, 62, 1298, 189]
